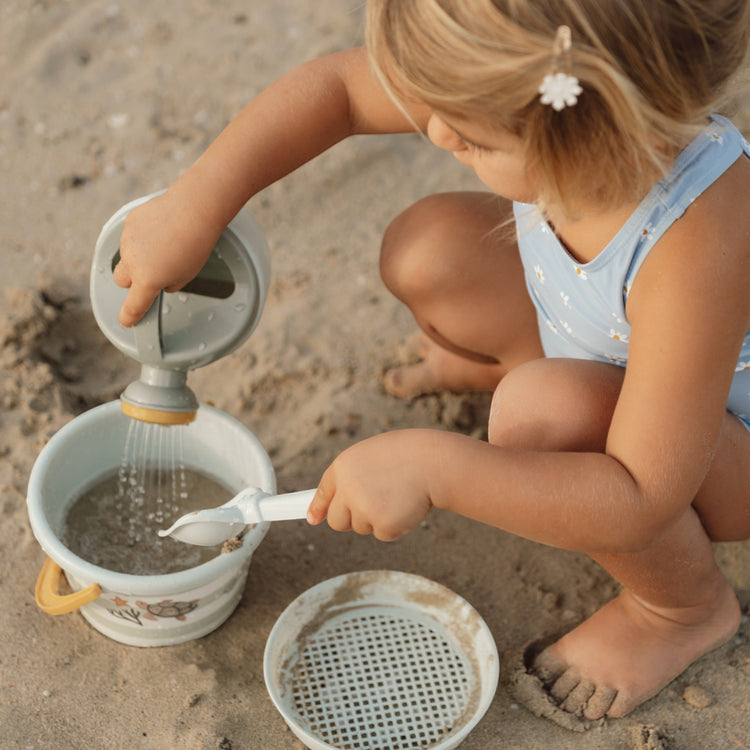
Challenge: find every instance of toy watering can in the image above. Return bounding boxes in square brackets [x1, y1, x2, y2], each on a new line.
[90, 192, 271, 424]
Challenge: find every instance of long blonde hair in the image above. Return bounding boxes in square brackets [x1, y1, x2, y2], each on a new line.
[366, 0, 750, 215]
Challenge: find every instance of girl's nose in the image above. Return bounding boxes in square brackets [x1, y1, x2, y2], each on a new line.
[426, 114, 465, 152]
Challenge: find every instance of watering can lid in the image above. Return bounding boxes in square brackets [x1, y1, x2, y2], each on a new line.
[90, 193, 271, 372]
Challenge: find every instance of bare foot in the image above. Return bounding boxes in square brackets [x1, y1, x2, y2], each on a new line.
[532, 584, 740, 720]
[383, 333, 505, 398]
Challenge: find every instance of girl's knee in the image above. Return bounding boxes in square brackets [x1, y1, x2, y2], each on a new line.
[488, 359, 621, 451]
[488, 362, 554, 449]
[380, 192, 508, 303]
[380, 194, 460, 302]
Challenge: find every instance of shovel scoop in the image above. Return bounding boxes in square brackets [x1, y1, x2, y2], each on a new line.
[158, 487, 315, 546]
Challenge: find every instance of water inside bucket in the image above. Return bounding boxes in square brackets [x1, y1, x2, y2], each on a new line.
[61, 467, 234, 575]
[60, 420, 235, 575]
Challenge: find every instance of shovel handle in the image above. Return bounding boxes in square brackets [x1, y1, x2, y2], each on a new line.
[256, 488, 317, 522]
[35, 557, 101, 615]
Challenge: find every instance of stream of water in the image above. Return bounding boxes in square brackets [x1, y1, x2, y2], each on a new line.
[61, 420, 234, 575]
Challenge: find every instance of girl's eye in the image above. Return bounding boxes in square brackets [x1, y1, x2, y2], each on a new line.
[464, 139, 491, 155]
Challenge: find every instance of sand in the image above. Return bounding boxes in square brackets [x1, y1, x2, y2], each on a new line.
[2, 1, 750, 748]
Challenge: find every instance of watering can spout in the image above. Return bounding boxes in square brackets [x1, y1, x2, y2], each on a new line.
[120, 364, 199, 425]
[117, 291, 199, 425]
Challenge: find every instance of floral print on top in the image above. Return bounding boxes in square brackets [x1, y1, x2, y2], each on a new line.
[513, 114, 750, 426]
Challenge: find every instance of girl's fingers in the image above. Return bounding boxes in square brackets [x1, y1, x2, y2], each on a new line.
[118, 284, 160, 327]
[350, 515, 374, 536]
[307, 483, 334, 525]
[112, 261, 132, 289]
[324, 501, 352, 533]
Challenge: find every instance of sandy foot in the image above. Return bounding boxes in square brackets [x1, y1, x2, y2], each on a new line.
[527, 585, 741, 723]
[382, 332, 504, 398]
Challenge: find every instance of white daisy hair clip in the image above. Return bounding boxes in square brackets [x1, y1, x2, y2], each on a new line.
[539, 25, 583, 111]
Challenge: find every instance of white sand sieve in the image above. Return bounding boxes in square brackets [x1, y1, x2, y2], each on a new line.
[263, 570, 498, 750]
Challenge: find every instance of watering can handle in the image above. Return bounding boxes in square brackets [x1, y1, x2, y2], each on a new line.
[35, 557, 101, 615]
[131, 291, 164, 365]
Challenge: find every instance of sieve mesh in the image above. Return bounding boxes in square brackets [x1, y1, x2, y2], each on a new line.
[287, 606, 474, 750]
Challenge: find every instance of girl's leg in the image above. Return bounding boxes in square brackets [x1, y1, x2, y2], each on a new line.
[379, 191, 543, 397]
[536, 510, 740, 720]
[490, 358, 750, 720]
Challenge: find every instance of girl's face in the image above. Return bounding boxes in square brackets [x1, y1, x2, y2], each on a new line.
[427, 113, 537, 203]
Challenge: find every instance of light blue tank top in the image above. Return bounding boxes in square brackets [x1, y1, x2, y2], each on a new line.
[513, 115, 750, 424]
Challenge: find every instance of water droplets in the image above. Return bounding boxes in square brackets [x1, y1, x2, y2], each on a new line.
[116, 421, 190, 548]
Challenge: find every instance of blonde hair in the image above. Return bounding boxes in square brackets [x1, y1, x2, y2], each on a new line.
[366, 0, 750, 215]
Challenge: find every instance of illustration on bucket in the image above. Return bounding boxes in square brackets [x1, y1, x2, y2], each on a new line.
[108, 596, 199, 626]
[26, 195, 277, 647]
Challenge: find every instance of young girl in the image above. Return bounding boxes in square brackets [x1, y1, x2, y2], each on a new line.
[114, 0, 750, 726]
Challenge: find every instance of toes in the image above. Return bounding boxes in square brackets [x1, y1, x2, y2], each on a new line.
[382, 364, 413, 398]
[508, 639, 607, 732]
[583, 685, 617, 720]
[552, 671, 619, 721]
[395, 331, 428, 361]
[535, 656, 617, 721]
[532, 647, 567, 683]
[549, 668, 582, 703]
[382, 361, 437, 399]
[561, 678, 595, 714]
[605, 689, 637, 719]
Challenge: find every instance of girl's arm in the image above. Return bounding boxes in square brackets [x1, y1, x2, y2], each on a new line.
[309, 157, 750, 553]
[115, 47, 429, 326]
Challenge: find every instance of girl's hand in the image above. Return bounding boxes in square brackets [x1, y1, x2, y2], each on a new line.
[113, 190, 223, 327]
[307, 430, 435, 541]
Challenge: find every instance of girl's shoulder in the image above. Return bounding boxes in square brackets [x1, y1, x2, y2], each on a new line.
[627, 122, 750, 330]
[669, 116, 750, 244]
[623, 116, 750, 292]
[662, 115, 750, 195]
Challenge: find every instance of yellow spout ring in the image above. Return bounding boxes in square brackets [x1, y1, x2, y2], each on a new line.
[120, 401, 196, 425]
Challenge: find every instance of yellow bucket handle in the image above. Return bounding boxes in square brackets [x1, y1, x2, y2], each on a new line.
[35, 557, 101, 615]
